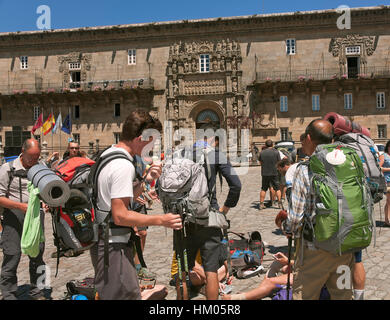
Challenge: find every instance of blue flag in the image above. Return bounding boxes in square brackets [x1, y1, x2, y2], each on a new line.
[61, 114, 71, 134]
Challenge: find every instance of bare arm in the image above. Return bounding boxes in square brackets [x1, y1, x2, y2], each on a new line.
[379, 155, 390, 172]
[111, 197, 182, 229]
[0, 197, 28, 213]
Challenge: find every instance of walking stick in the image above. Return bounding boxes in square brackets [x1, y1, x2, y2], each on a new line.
[173, 203, 189, 300]
[174, 229, 184, 299]
[286, 235, 293, 300]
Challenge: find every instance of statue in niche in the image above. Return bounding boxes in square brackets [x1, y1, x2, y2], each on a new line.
[191, 59, 197, 73]
[220, 56, 225, 71]
[227, 39, 233, 51]
[232, 56, 237, 70]
[184, 59, 190, 73]
[221, 40, 226, 53]
[172, 81, 179, 95]
[232, 40, 238, 51]
[216, 41, 222, 52]
[212, 57, 218, 72]
[174, 105, 179, 119]
[172, 61, 177, 74]
[232, 78, 238, 92]
[232, 103, 238, 116]
[186, 43, 192, 54]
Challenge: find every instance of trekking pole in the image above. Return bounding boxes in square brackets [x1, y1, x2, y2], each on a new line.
[173, 203, 188, 300]
[177, 202, 189, 300]
[286, 235, 293, 300]
[174, 229, 184, 300]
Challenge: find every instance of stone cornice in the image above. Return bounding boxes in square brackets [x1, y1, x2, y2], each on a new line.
[0, 6, 389, 52]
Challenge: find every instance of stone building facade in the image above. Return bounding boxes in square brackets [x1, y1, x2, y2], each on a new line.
[0, 6, 389, 157]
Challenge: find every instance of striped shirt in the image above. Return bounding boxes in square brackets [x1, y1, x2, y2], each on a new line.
[286, 163, 315, 234]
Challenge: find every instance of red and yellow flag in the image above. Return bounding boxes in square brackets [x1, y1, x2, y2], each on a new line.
[42, 114, 55, 135]
[31, 113, 43, 135]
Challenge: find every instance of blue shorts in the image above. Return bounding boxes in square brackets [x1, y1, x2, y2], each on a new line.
[354, 250, 362, 263]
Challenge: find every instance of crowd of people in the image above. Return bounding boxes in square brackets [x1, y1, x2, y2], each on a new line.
[0, 109, 388, 301]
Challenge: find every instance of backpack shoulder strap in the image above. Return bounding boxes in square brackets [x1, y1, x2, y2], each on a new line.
[91, 151, 134, 204]
[6, 160, 16, 199]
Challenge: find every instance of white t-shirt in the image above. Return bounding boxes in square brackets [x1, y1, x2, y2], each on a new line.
[96, 146, 135, 213]
[285, 163, 299, 188]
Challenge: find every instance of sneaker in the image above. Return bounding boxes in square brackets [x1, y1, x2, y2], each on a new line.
[259, 203, 266, 210]
[236, 265, 265, 279]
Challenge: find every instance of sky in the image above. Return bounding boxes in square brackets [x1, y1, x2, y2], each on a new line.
[0, 0, 386, 33]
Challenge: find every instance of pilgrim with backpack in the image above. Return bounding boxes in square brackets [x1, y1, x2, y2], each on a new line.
[283, 118, 381, 300]
[158, 137, 242, 300]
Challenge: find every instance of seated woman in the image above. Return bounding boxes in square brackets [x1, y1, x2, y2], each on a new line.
[222, 252, 293, 300]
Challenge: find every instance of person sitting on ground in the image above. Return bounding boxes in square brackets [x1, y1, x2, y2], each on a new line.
[170, 247, 232, 299]
[221, 252, 293, 300]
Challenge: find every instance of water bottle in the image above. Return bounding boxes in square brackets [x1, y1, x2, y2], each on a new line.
[71, 294, 88, 300]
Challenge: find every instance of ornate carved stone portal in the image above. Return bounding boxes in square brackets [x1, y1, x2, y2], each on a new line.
[166, 39, 244, 129]
[329, 34, 378, 74]
[58, 52, 92, 87]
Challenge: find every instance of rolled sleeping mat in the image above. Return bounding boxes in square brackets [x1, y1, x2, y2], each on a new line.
[27, 164, 71, 207]
[323, 112, 371, 138]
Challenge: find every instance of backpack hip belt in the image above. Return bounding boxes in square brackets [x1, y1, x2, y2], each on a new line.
[97, 219, 132, 244]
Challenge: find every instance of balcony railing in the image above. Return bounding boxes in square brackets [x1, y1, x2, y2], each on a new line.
[0, 76, 154, 96]
[255, 66, 390, 83]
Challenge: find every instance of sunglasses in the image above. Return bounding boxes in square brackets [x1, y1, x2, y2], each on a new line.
[70, 147, 80, 150]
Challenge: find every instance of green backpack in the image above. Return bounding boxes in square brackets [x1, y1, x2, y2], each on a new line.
[304, 143, 374, 255]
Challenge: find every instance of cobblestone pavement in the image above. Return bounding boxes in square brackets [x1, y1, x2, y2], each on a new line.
[1, 166, 390, 300]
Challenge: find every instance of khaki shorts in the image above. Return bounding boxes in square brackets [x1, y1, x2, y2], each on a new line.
[292, 241, 354, 300]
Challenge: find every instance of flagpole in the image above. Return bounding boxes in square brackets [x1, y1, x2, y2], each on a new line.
[59, 107, 62, 157]
[51, 107, 54, 155]
[41, 106, 43, 145]
[68, 106, 71, 140]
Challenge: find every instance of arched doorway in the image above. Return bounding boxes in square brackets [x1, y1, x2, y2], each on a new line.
[196, 109, 221, 130]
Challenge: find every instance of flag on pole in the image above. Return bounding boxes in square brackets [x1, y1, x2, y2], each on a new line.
[42, 114, 55, 136]
[31, 113, 43, 135]
[52, 112, 62, 134]
[61, 114, 72, 135]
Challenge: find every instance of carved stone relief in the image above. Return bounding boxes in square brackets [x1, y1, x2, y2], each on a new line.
[58, 52, 92, 86]
[167, 39, 244, 124]
[329, 34, 378, 71]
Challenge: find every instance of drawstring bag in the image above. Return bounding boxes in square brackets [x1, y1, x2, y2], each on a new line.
[21, 182, 45, 258]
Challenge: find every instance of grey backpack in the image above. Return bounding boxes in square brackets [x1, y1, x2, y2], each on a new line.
[158, 147, 228, 229]
[338, 133, 386, 203]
